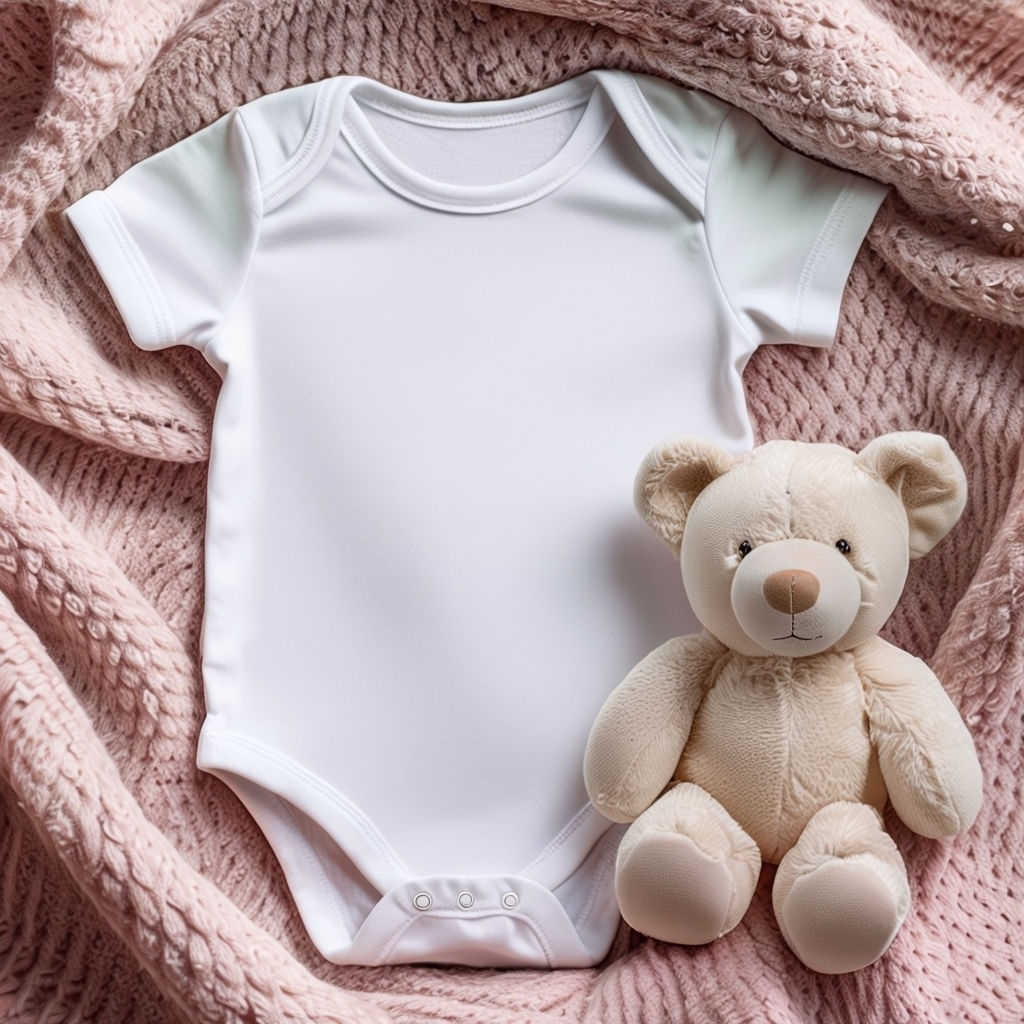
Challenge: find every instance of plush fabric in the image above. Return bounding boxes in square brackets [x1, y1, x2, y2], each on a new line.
[0, 1, 1022, 1021]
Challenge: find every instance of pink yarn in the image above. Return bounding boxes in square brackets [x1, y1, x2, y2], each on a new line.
[1, 1, 1022, 1021]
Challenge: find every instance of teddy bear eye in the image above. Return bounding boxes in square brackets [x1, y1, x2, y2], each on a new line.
[738, 540, 753, 559]
[835, 539, 852, 555]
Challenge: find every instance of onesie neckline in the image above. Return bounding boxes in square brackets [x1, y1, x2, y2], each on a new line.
[336, 74, 616, 214]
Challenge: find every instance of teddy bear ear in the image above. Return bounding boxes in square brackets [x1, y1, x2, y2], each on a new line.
[855, 432, 968, 558]
[634, 436, 735, 551]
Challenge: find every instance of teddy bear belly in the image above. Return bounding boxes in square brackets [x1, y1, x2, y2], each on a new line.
[673, 660, 883, 864]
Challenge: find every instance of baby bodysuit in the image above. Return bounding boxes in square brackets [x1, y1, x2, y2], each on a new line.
[66, 69, 887, 968]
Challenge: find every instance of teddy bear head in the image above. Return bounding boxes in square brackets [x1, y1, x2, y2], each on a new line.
[635, 433, 967, 658]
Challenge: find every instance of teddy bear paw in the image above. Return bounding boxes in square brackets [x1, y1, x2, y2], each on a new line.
[775, 858, 906, 974]
[615, 832, 743, 945]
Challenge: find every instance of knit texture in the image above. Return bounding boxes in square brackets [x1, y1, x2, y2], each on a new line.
[1, 1, 1022, 1021]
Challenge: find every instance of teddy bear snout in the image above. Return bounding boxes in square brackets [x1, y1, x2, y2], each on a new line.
[763, 570, 820, 615]
[726, 538, 863, 656]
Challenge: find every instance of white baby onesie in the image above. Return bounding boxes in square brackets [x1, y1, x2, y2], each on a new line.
[67, 69, 887, 968]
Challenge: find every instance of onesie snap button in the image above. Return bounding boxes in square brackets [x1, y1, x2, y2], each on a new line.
[457, 891, 475, 909]
[502, 892, 520, 910]
[413, 891, 433, 911]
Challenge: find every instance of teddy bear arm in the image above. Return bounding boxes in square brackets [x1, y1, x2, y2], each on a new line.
[859, 638, 982, 838]
[584, 634, 725, 823]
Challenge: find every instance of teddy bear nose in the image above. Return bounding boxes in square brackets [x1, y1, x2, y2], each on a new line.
[763, 569, 820, 614]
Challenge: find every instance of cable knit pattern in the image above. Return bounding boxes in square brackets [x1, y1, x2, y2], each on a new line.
[0, 1, 1022, 1022]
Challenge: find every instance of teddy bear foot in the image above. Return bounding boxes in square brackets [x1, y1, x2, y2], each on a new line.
[773, 802, 910, 974]
[775, 859, 904, 974]
[614, 783, 761, 945]
[616, 833, 738, 944]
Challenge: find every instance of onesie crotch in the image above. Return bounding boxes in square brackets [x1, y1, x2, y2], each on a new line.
[331, 875, 599, 968]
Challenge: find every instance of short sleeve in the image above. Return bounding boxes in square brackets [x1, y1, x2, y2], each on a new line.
[65, 110, 261, 351]
[705, 107, 888, 349]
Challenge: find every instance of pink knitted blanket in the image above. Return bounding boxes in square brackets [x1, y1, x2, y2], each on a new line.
[1, 1, 1022, 1021]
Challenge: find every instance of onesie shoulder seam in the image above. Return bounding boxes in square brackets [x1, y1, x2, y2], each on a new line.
[700, 107, 763, 351]
[600, 72, 712, 215]
[198, 113, 264, 358]
[257, 78, 346, 212]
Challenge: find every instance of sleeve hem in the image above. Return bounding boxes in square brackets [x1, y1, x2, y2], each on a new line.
[65, 191, 177, 350]
[792, 176, 889, 348]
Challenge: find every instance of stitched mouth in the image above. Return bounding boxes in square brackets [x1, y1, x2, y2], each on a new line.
[772, 614, 823, 643]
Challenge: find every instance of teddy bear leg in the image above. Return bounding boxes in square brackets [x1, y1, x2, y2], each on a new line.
[615, 782, 761, 946]
[773, 802, 910, 974]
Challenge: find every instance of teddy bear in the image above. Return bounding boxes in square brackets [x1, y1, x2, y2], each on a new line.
[584, 432, 983, 973]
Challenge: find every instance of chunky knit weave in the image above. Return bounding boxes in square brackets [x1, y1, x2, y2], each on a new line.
[1, 1, 1022, 1022]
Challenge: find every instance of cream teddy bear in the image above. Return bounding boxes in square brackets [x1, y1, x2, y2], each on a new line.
[584, 433, 983, 973]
